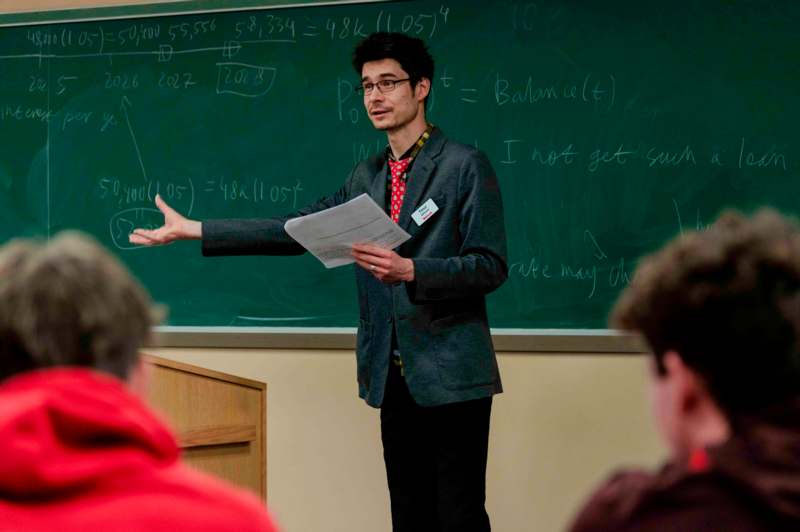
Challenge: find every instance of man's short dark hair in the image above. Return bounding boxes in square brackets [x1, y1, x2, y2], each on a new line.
[352, 32, 435, 101]
[611, 208, 800, 421]
[0, 231, 163, 382]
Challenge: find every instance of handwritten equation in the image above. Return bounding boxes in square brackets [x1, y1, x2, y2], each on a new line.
[99, 176, 304, 250]
[20, 5, 450, 56]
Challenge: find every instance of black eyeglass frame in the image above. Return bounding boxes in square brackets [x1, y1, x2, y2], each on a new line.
[355, 78, 413, 95]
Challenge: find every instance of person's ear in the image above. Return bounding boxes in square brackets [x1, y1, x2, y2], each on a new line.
[663, 350, 703, 414]
[126, 356, 152, 397]
[414, 77, 431, 102]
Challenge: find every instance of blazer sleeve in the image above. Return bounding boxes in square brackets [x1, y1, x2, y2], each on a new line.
[201, 167, 358, 257]
[408, 150, 508, 301]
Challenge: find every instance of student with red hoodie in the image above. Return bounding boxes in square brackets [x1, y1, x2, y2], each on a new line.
[569, 209, 800, 532]
[0, 232, 279, 532]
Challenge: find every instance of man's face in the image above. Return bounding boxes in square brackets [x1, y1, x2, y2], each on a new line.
[360, 58, 425, 132]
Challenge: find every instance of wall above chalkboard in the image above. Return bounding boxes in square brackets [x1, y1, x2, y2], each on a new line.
[0, 0, 797, 329]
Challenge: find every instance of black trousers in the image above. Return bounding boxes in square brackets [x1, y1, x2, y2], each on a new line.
[380, 359, 492, 532]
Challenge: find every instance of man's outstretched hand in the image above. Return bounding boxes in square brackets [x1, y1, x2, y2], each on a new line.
[128, 194, 202, 246]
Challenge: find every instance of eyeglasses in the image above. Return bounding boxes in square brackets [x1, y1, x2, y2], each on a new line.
[356, 78, 411, 95]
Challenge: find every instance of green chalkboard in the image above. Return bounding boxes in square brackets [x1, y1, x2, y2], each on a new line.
[0, 0, 797, 328]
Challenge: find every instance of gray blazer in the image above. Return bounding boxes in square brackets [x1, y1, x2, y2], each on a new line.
[202, 128, 508, 407]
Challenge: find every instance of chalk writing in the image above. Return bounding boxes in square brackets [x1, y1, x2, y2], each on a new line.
[494, 139, 789, 174]
[158, 71, 197, 90]
[204, 177, 303, 208]
[352, 139, 385, 164]
[216, 63, 276, 98]
[510, 255, 635, 299]
[61, 110, 93, 131]
[28, 76, 46, 93]
[508, 230, 633, 299]
[325, 17, 369, 40]
[375, 6, 449, 38]
[588, 144, 638, 172]
[608, 258, 632, 288]
[110, 207, 162, 250]
[739, 138, 788, 171]
[234, 14, 296, 40]
[646, 145, 696, 168]
[503, 141, 574, 167]
[495, 73, 616, 110]
[337, 77, 361, 123]
[167, 19, 217, 42]
[1, 104, 53, 123]
[104, 71, 139, 91]
[117, 22, 161, 47]
[673, 199, 712, 234]
[510, 2, 570, 35]
[120, 96, 148, 182]
[98, 177, 189, 207]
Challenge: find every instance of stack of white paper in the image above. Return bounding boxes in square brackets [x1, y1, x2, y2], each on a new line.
[284, 193, 411, 268]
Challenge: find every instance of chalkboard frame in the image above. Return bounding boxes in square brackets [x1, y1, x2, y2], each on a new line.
[150, 326, 646, 353]
[0, 0, 392, 27]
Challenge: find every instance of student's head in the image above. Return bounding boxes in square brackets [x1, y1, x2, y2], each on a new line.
[0, 231, 162, 384]
[611, 208, 800, 453]
[352, 32, 434, 131]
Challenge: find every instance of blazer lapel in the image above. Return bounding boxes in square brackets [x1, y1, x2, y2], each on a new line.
[397, 158, 435, 233]
[368, 159, 389, 211]
[397, 129, 446, 233]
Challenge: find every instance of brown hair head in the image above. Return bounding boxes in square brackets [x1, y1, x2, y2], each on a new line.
[612, 208, 800, 418]
[0, 231, 163, 382]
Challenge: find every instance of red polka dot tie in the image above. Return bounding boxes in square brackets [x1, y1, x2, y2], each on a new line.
[388, 158, 411, 223]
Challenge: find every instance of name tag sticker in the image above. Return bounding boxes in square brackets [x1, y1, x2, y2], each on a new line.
[411, 198, 439, 226]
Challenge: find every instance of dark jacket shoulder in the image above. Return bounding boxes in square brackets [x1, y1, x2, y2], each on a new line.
[571, 466, 787, 531]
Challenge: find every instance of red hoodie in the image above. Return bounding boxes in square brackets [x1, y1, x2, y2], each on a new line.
[0, 368, 279, 532]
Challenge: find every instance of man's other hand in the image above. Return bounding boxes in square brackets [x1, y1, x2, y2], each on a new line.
[352, 243, 415, 284]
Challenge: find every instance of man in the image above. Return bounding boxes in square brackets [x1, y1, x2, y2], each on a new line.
[0, 232, 279, 532]
[569, 209, 800, 531]
[130, 32, 507, 531]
